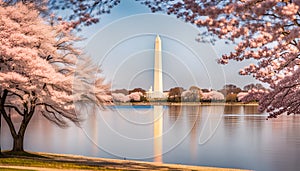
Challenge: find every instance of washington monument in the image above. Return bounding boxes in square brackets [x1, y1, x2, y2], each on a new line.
[153, 35, 163, 98]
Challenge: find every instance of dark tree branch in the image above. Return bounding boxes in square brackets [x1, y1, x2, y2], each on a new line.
[4, 105, 24, 116]
[0, 89, 18, 137]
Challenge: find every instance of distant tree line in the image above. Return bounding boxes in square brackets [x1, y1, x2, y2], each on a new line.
[111, 83, 268, 103]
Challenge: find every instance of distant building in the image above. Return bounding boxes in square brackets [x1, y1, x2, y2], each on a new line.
[146, 86, 168, 100]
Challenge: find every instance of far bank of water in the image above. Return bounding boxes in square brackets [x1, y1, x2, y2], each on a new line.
[110, 102, 259, 106]
[2, 105, 300, 171]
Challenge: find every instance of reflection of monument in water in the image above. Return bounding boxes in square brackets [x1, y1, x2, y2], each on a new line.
[153, 106, 163, 163]
[147, 35, 167, 100]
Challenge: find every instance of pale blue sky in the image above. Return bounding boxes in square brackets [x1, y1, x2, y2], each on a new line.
[81, 0, 258, 91]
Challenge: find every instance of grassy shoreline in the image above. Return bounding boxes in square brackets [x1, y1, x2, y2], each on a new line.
[0, 151, 250, 171]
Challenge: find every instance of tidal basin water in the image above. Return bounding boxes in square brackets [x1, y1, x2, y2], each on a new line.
[2, 105, 300, 171]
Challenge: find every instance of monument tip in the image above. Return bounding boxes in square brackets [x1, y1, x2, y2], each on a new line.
[156, 35, 161, 41]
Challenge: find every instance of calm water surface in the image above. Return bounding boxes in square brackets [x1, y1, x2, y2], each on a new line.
[2, 105, 300, 171]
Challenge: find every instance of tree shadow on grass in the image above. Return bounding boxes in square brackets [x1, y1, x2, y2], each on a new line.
[1, 151, 49, 159]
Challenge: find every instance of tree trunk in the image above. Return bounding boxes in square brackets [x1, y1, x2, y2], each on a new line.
[0, 113, 2, 156]
[12, 121, 27, 152]
[12, 135, 24, 152]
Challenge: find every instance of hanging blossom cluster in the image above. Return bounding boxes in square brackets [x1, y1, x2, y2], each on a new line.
[0, 1, 110, 128]
[49, 0, 121, 29]
[2, 0, 121, 29]
[138, 0, 300, 117]
[259, 68, 300, 118]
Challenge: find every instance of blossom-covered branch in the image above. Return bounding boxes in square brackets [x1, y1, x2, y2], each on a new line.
[138, 0, 300, 117]
[2, 0, 121, 29]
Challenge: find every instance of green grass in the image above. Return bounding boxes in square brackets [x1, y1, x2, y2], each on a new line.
[0, 168, 35, 171]
[0, 151, 248, 171]
[2, 151, 48, 158]
[0, 157, 120, 170]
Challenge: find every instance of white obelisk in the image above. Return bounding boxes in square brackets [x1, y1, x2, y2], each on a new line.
[154, 35, 163, 98]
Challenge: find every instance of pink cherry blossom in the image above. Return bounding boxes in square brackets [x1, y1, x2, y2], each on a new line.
[0, 1, 110, 151]
[139, 0, 300, 117]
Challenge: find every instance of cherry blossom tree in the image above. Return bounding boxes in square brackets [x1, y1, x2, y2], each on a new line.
[237, 92, 249, 102]
[129, 92, 143, 102]
[49, 0, 121, 29]
[0, 1, 110, 152]
[259, 69, 300, 117]
[168, 87, 184, 102]
[202, 91, 225, 102]
[2, 0, 121, 29]
[139, 0, 300, 117]
[112, 93, 130, 103]
[181, 87, 202, 102]
[181, 90, 193, 102]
